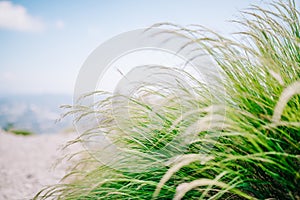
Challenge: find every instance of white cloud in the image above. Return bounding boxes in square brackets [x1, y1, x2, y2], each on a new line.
[55, 20, 64, 29]
[0, 1, 45, 32]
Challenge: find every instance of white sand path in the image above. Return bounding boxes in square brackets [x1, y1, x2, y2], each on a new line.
[0, 131, 79, 200]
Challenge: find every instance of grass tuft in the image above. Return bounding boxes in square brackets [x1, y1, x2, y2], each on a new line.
[35, 0, 299, 199]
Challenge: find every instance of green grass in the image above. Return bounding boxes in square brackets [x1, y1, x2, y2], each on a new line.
[10, 129, 34, 136]
[35, 0, 299, 199]
[3, 123, 34, 136]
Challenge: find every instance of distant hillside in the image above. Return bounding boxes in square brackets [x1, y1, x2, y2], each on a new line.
[0, 94, 73, 134]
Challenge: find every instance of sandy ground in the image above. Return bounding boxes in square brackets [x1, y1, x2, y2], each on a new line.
[0, 131, 80, 200]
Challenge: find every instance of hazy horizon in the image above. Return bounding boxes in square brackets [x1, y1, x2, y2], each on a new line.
[0, 0, 272, 95]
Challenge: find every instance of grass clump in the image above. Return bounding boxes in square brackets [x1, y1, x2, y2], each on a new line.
[35, 0, 299, 199]
[3, 123, 34, 136]
[10, 129, 34, 136]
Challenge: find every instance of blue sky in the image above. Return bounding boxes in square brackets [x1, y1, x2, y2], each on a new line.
[0, 0, 271, 95]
